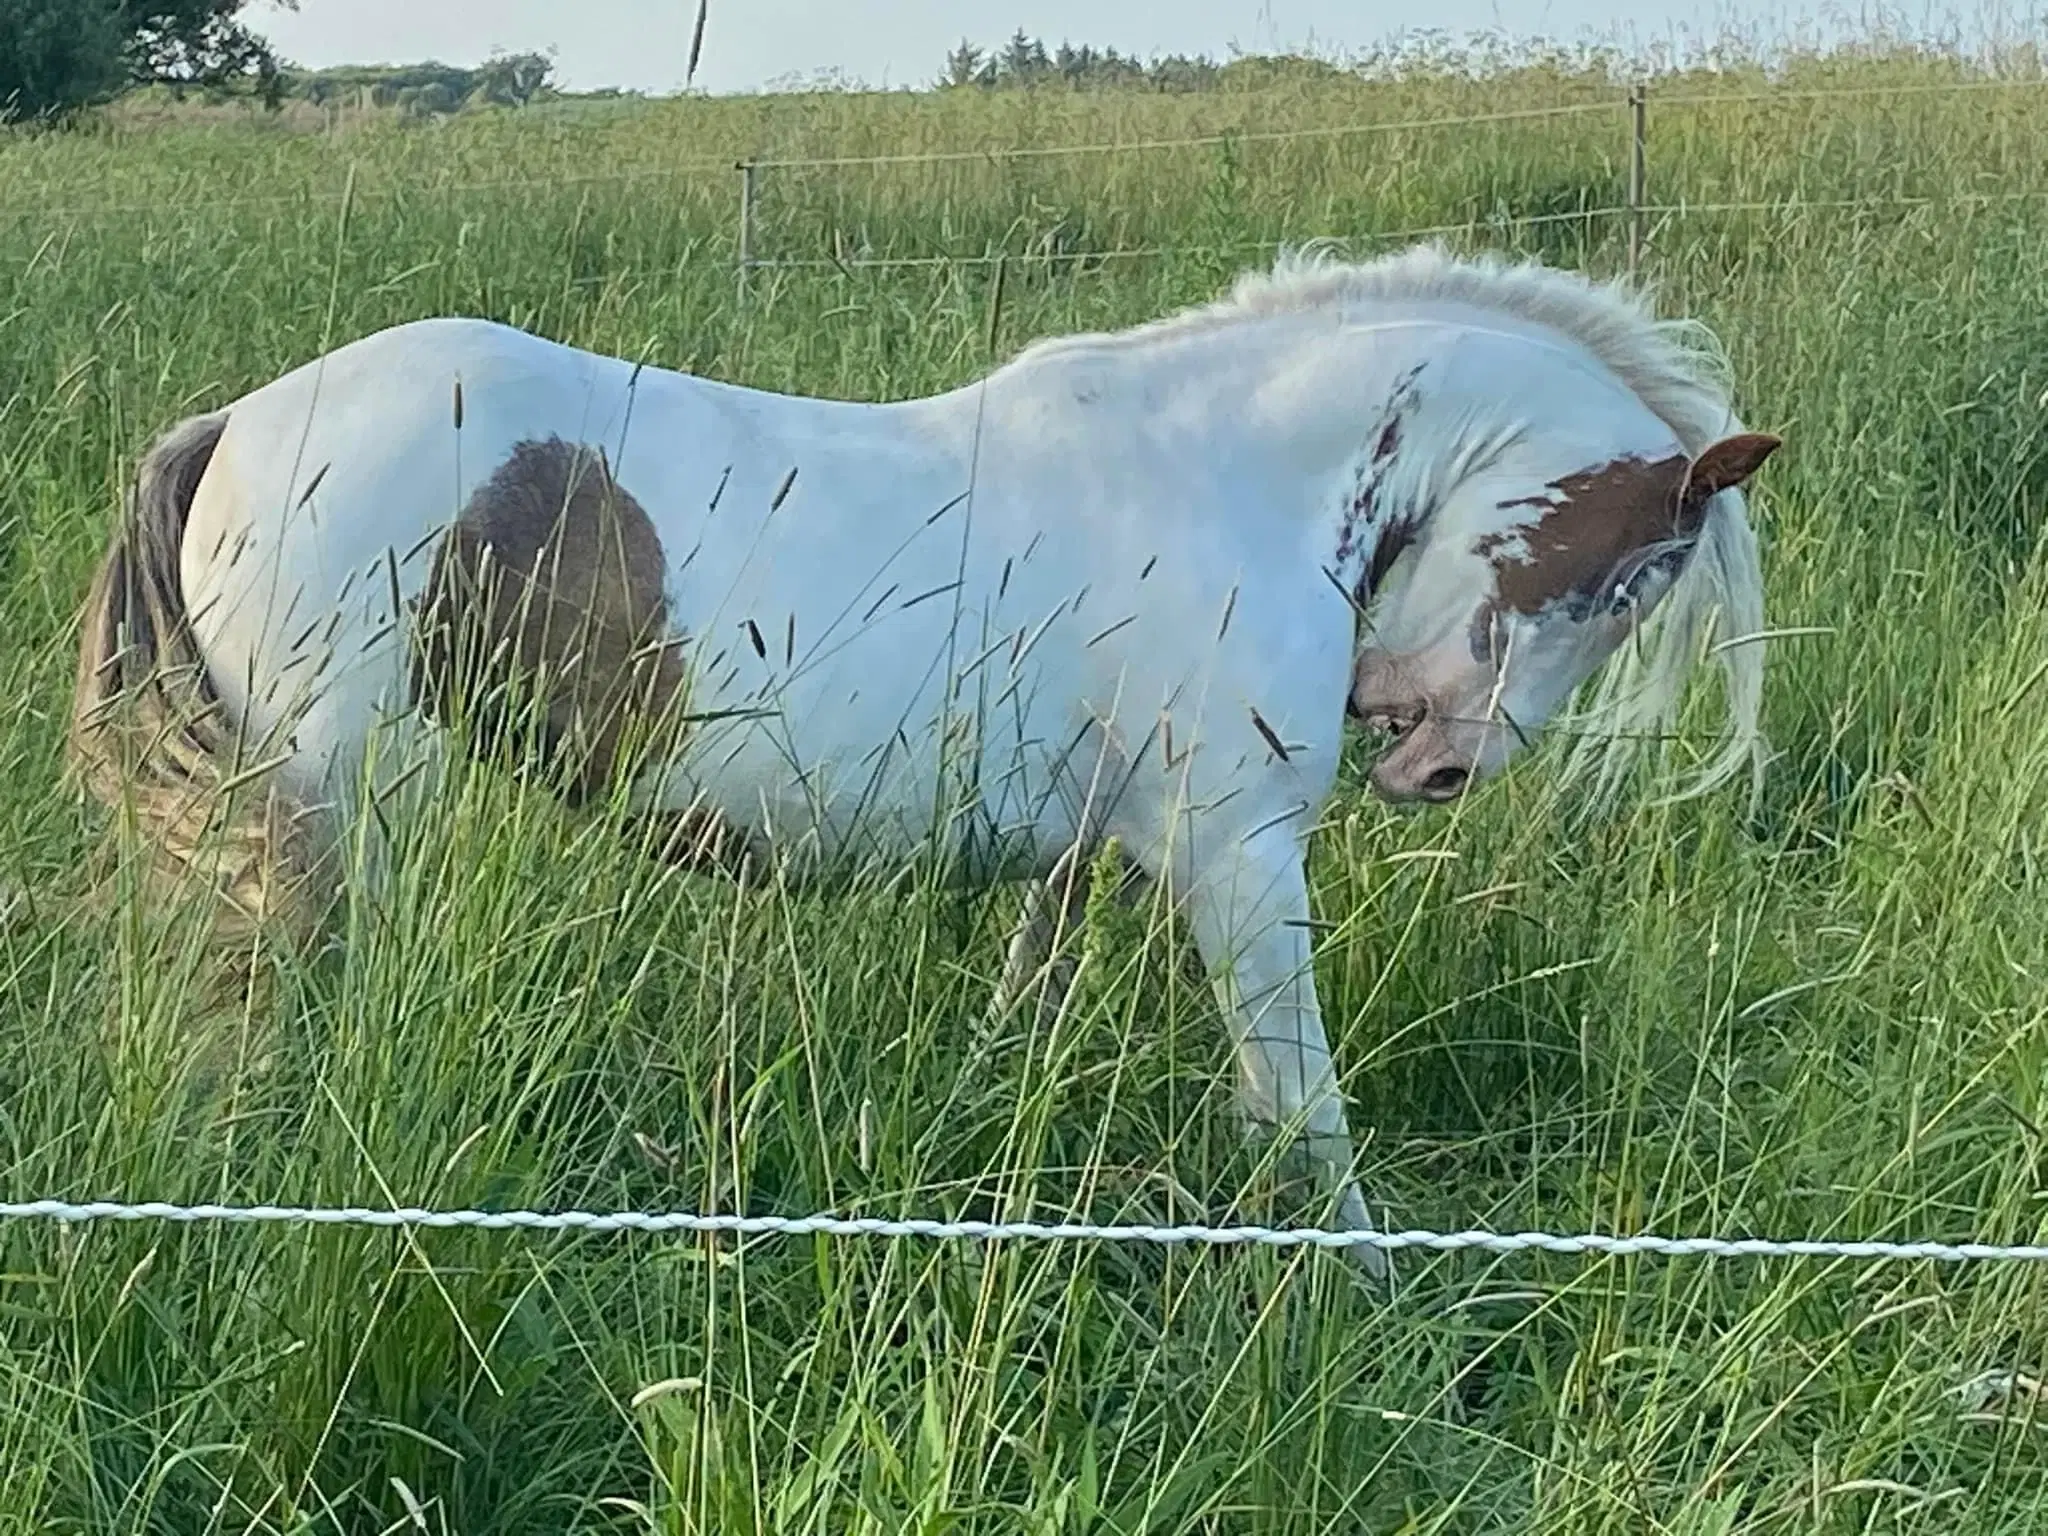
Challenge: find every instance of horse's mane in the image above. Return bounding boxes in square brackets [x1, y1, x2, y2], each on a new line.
[1019, 240, 1770, 816]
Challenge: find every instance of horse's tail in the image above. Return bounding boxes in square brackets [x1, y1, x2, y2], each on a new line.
[68, 412, 316, 952]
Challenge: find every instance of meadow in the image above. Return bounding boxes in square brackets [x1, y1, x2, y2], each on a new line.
[5, 41, 2048, 1533]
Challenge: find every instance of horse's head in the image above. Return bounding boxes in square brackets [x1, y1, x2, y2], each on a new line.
[1351, 429, 1780, 805]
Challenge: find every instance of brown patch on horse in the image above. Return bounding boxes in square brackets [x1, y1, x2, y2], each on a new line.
[1480, 450, 1690, 619]
[410, 436, 692, 804]
[1477, 432, 1780, 621]
[1338, 360, 1427, 601]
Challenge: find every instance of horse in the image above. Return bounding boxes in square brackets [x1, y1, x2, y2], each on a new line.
[68, 242, 1778, 1279]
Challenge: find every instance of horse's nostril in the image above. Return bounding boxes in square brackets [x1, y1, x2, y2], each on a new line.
[1422, 765, 1469, 797]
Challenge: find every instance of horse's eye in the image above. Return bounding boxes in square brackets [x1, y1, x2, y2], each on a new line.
[1609, 545, 1691, 618]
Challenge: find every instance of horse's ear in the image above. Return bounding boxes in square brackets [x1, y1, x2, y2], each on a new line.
[1678, 432, 1780, 527]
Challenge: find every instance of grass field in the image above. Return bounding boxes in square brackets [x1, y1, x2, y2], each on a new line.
[6, 41, 2048, 1534]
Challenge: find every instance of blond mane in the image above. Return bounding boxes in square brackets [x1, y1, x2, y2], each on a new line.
[1019, 240, 1770, 816]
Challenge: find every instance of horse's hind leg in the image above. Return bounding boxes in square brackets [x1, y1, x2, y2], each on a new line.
[986, 844, 1096, 1030]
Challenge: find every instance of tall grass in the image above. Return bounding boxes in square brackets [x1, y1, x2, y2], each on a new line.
[4, 44, 2048, 1534]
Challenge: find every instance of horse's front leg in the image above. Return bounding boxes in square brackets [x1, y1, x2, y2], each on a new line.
[1182, 833, 1389, 1283]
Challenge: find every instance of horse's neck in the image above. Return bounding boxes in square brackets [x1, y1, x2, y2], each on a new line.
[1148, 310, 1492, 598]
[1276, 308, 1639, 602]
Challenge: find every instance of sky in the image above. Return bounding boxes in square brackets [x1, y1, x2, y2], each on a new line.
[248, 1, 2038, 96]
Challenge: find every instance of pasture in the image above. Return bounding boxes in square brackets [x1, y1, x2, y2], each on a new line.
[4, 45, 2048, 1533]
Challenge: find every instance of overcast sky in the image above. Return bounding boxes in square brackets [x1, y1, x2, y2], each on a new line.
[248, 1, 2035, 95]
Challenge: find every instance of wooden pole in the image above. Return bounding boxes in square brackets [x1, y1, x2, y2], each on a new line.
[985, 255, 1009, 361]
[736, 160, 757, 302]
[1627, 83, 1647, 279]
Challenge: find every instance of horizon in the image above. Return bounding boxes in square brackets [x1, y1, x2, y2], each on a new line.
[248, 1, 2048, 97]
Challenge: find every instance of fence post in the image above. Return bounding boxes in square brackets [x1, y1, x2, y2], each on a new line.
[1626, 83, 1647, 279]
[736, 160, 757, 302]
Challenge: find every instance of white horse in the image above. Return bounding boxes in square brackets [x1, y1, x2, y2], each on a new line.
[69, 242, 1777, 1277]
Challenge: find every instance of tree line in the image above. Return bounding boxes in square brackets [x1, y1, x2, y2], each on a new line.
[288, 55, 561, 116]
[2, 8, 1346, 125]
[937, 31, 1348, 92]
[0, 1, 564, 122]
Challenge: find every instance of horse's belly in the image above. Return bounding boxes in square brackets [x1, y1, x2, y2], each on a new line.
[645, 659, 1084, 884]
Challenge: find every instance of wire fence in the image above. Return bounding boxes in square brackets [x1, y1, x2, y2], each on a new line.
[725, 187, 2048, 275]
[729, 73, 2048, 290]
[6, 1197, 2048, 1265]
[6, 72, 2047, 236]
[0, 160, 743, 223]
[745, 100, 1622, 170]
[743, 74, 2048, 172]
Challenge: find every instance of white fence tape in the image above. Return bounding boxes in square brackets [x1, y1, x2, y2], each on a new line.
[4, 1199, 2045, 1264]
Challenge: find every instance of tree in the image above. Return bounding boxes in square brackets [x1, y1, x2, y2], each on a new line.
[997, 28, 1051, 84]
[126, 0, 299, 105]
[1054, 41, 1145, 88]
[470, 49, 555, 108]
[0, 0, 127, 118]
[0, 0, 294, 121]
[938, 39, 990, 89]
